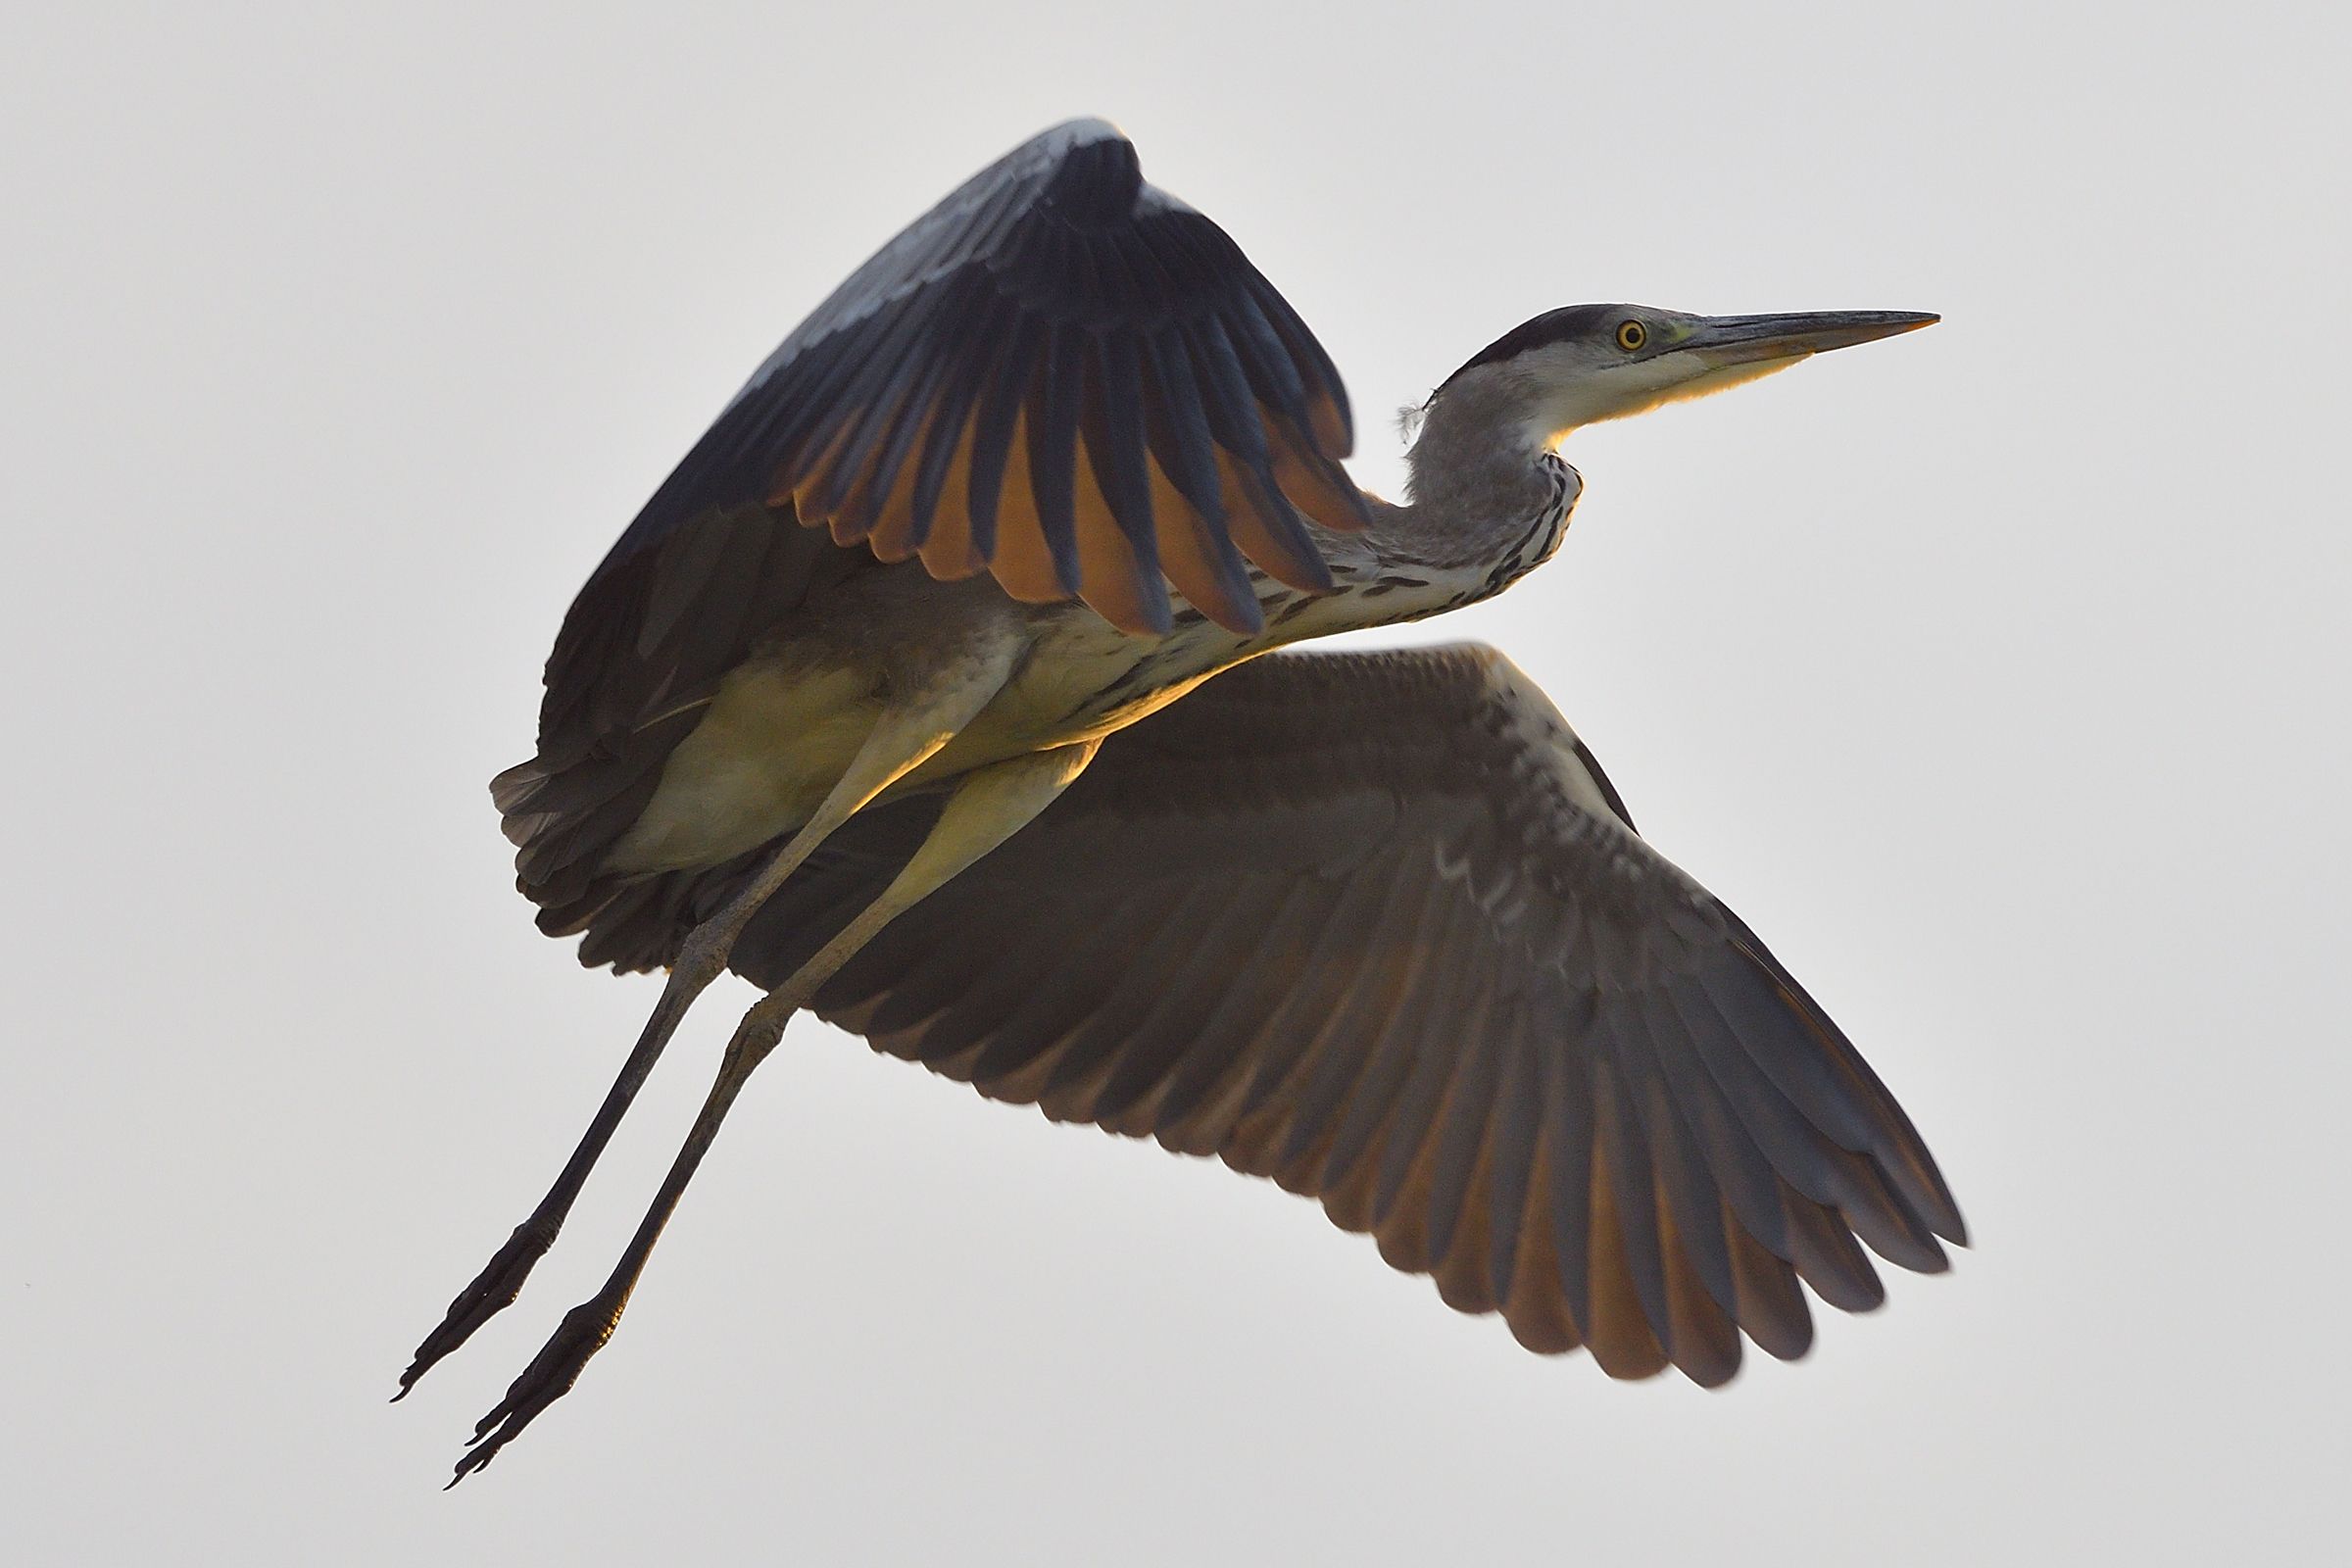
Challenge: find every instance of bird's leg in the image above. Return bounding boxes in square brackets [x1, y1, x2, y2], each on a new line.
[451, 739, 1100, 1482]
[400, 636, 1027, 1398]
[394, 969, 701, 1398]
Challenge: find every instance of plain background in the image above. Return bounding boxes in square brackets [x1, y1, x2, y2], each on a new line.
[6, 1, 2346, 1561]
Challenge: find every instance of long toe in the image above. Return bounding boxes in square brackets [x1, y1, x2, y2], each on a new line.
[395, 1218, 557, 1399]
[447, 1298, 617, 1485]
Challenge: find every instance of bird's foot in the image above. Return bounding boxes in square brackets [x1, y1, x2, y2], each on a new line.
[395, 1215, 558, 1399]
[448, 1296, 618, 1486]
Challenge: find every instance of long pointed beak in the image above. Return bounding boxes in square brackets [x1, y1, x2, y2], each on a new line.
[1680, 310, 1938, 366]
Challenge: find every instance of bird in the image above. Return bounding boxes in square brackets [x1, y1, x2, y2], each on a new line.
[398, 118, 1964, 1482]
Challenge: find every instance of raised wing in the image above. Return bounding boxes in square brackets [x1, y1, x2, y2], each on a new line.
[611, 118, 1367, 639]
[724, 645, 1966, 1385]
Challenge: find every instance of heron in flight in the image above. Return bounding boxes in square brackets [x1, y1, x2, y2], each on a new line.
[401, 119, 1963, 1481]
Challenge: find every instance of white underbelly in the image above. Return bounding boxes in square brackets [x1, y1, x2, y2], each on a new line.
[606, 662, 881, 873]
[603, 584, 1352, 877]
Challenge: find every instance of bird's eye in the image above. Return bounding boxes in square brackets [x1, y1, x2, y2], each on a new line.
[1615, 319, 1647, 352]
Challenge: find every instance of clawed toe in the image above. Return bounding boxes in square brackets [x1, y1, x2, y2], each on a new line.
[395, 1218, 556, 1399]
[447, 1298, 617, 1486]
[416, 929, 812, 1483]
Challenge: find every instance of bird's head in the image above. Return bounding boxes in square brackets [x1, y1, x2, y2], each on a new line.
[1423, 304, 1938, 453]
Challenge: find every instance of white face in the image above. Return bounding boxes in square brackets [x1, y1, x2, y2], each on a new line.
[1509, 325, 1813, 448]
[1419, 307, 1934, 466]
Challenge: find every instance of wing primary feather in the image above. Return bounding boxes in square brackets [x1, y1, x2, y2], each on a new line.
[1654, 1196, 1744, 1386]
[1372, 953, 1499, 1228]
[965, 312, 1041, 560]
[1038, 879, 1234, 1110]
[1319, 893, 1479, 1194]
[1640, 987, 1795, 1257]
[1244, 271, 1356, 459]
[1090, 877, 1280, 1126]
[1152, 877, 1346, 1149]
[843, 328, 964, 546]
[1622, 1028, 1740, 1318]
[1666, 971, 1850, 1211]
[1579, 1127, 1671, 1376]
[1231, 864, 1403, 1127]
[1224, 881, 1414, 1174]
[906, 304, 1004, 549]
[1183, 315, 1335, 589]
[879, 894, 1082, 1054]
[1482, 1004, 1544, 1307]
[860, 279, 1003, 543]
[1679, 966, 1937, 1260]
[1222, 286, 1364, 529]
[1222, 284, 1314, 432]
[1216, 448, 1335, 595]
[1184, 317, 1274, 468]
[1726, 1219, 1814, 1361]
[1696, 959, 1881, 1152]
[1426, 988, 1524, 1305]
[1783, 1192, 1886, 1312]
[1536, 986, 1599, 1340]
[1721, 920, 1966, 1244]
[1024, 321, 1085, 594]
[1139, 331, 1261, 628]
[1144, 448, 1259, 633]
[1499, 1139, 1584, 1355]
[802, 283, 959, 518]
[742, 334, 864, 500]
[1143, 325, 1229, 519]
[593, 122, 1369, 635]
[1081, 332, 1162, 572]
[693, 510, 783, 656]
[1589, 1047, 1676, 1362]
[1276, 867, 1447, 1171]
[1822, 1146, 1950, 1274]
[1370, 969, 1499, 1277]
[966, 881, 1196, 1086]
[853, 894, 1012, 1042]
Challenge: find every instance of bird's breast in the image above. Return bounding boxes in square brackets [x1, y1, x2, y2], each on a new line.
[604, 597, 1261, 876]
[601, 535, 1532, 881]
[927, 604, 1255, 767]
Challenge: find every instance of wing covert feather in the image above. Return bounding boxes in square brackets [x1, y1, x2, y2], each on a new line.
[724, 644, 1963, 1383]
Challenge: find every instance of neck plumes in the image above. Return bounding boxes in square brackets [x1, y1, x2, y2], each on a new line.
[1306, 371, 1581, 630]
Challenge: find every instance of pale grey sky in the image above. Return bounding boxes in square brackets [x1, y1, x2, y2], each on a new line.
[5, 1, 2346, 1561]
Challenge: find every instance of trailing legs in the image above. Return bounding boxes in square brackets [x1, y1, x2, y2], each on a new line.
[450, 738, 1099, 1481]
[399, 640, 1025, 1398]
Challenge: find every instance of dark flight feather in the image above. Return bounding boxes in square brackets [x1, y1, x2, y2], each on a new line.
[676, 644, 1969, 1383]
[596, 120, 1363, 636]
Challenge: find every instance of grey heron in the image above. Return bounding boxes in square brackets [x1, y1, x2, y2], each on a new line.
[400, 119, 1963, 1481]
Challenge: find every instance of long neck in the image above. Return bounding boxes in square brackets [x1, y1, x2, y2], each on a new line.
[1301, 375, 1581, 631]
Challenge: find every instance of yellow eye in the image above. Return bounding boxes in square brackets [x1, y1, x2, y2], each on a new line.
[1615, 319, 1647, 352]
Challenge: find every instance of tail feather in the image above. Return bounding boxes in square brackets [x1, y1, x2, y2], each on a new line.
[491, 703, 735, 973]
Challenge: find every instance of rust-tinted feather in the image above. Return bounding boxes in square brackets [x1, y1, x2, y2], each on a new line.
[595, 121, 1365, 645]
[692, 645, 1968, 1385]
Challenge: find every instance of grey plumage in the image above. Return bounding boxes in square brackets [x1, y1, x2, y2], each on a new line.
[703, 645, 1962, 1384]
[407, 118, 1955, 1480]
[607, 116, 1363, 638]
